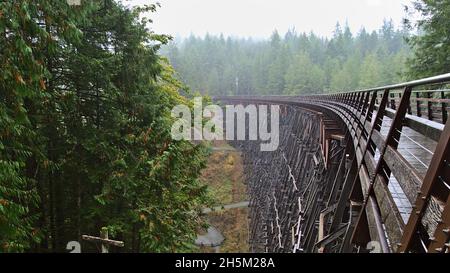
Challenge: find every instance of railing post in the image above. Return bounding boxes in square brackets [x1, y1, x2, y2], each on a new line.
[366, 91, 378, 124]
[372, 90, 390, 136]
[361, 92, 371, 118]
[352, 92, 357, 109]
[390, 92, 396, 110]
[427, 92, 433, 121]
[351, 87, 412, 252]
[344, 90, 388, 249]
[351, 93, 358, 109]
[354, 91, 378, 160]
[385, 87, 412, 149]
[441, 91, 447, 124]
[416, 92, 422, 117]
[407, 93, 412, 115]
[355, 92, 361, 109]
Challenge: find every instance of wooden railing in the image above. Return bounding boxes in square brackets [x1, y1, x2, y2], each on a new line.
[215, 73, 450, 253]
[304, 73, 450, 253]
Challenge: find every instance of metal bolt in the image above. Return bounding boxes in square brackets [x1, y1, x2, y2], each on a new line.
[435, 248, 443, 252]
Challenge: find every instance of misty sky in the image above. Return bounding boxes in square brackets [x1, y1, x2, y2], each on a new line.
[128, 0, 413, 38]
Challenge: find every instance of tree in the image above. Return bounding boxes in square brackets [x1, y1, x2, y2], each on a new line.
[359, 53, 383, 88]
[0, 0, 210, 253]
[284, 52, 325, 94]
[405, 0, 450, 77]
[163, 21, 410, 96]
[0, 0, 87, 252]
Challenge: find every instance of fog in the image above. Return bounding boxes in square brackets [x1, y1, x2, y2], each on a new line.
[128, 0, 412, 38]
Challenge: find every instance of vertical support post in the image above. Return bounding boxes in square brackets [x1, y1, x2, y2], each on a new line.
[407, 93, 412, 115]
[427, 92, 433, 121]
[372, 90, 390, 139]
[384, 87, 412, 150]
[355, 91, 378, 156]
[357, 92, 365, 113]
[101, 227, 109, 253]
[366, 91, 378, 124]
[361, 92, 371, 118]
[441, 91, 447, 124]
[353, 93, 359, 111]
[416, 92, 422, 117]
[390, 92, 396, 110]
[351, 93, 355, 106]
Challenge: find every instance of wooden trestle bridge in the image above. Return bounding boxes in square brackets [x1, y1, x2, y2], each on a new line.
[215, 73, 450, 253]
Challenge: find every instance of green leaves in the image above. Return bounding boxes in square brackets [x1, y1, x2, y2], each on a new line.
[406, 0, 450, 78]
[0, 0, 49, 251]
[1, 0, 209, 253]
[164, 22, 410, 95]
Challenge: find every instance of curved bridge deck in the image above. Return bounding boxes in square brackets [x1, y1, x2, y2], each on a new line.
[216, 73, 450, 253]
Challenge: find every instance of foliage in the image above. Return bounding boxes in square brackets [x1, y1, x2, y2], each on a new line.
[0, 0, 209, 253]
[163, 20, 411, 95]
[405, 0, 450, 78]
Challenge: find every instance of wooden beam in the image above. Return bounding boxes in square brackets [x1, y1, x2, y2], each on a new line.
[399, 118, 450, 252]
[373, 175, 404, 252]
[351, 87, 412, 252]
[82, 235, 125, 248]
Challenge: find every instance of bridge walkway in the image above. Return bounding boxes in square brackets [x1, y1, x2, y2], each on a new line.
[216, 73, 450, 253]
[378, 114, 439, 223]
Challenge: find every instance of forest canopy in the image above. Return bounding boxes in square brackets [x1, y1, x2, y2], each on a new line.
[164, 0, 450, 97]
[163, 20, 411, 96]
[0, 0, 209, 253]
[0, 0, 449, 253]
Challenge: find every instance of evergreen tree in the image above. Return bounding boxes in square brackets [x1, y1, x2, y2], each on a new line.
[164, 21, 410, 96]
[405, 0, 450, 77]
[284, 52, 325, 94]
[359, 53, 383, 88]
[0, 0, 209, 253]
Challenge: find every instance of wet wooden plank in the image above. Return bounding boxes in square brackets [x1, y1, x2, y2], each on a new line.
[371, 130, 384, 151]
[359, 166, 371, 196]
[384, 145, 422, 204]
[365, 198, 381, 245]
[381, 137, 443, 238]
[374, 107, 443, 141]
[373, 176, 404, 252]
[364, 152, 376, 179]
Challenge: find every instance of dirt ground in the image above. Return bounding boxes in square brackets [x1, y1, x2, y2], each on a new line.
[198, 140, 249, 253]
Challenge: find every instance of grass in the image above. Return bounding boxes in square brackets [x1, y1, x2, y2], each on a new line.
[197, 140, 249, 253]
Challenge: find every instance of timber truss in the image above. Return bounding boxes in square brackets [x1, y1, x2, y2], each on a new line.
[216, 73, 450, 253]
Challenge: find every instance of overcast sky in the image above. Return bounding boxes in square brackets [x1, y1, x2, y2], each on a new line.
[127, 0, 413, 38]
